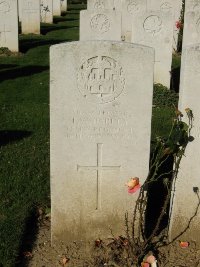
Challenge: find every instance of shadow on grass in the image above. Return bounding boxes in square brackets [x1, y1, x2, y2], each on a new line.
[0, 130, 32, 147]
[41, 24, 77, 35]
[53, 16, 78, 23]
[0, 64, 18, 70]
[170, 66, 180, 93]
[0, 65, 49, 82]
[145, 152, 174, 238]
[15, 208, 39, 267]
[19, 38, 71, 53]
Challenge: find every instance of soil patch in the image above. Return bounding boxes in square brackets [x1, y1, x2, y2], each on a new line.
[23, 216, 200, 267]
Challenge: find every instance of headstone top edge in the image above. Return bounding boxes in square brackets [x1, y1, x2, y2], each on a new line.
[50, 41, 155, 54]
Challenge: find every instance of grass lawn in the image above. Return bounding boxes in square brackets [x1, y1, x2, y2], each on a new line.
[0, 4, 179, 267]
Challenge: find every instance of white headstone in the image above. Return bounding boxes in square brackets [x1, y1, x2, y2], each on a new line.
[0, 0, 18, 52]
[87, 0, 122, 10]
[169, 44, 200, 246]
[80, 10, 122, 41]
[147, 0, 183, 51]
[21, 0, 40, 34]
[53, 0, 61, 16]
[121, 0, 147, 42]
[41, 0, 53, 23]
[61, 0, 67, 13]
[132, 10, 173, 87]
[182, 0, 200, 47]
[50, 40, 154, 243]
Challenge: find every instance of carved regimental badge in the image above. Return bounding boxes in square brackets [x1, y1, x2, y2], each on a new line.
[77, 56, 125, 104]
[143, 15, 162, 36]
[90, 14, 110, 34]
[0, 0, 10, 13]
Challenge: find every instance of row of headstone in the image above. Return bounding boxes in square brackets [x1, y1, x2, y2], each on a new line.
[80, 0, 181, 87]
[86, 0, 182, 48]
[19, 0, 68, 24]
[0, 0, 68, 53]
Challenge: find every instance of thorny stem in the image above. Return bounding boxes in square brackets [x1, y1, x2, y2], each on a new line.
[126, 109, 194, 264]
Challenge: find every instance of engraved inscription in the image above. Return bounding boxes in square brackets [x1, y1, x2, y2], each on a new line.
[77, 56, 125, 104]
[0, 24, 11, 43]
[90, 14, 110, 33]
[94, 0, 105, 9]
[65, 110, 135, 140]
[127, 0, 139, 14]
[160, 2, 172, 12]
[77, 143, 121, 210]
[0, 0, 10, 13]
[143, 15, 162, 36]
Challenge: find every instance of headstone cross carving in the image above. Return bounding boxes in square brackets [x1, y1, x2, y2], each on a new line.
[77, 143, 121, 210]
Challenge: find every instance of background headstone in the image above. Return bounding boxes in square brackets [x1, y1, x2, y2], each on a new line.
[0, 0, 18, 52]
[169, 44, 200, 246]
[53, 0, 61, 16]
[147, 0, 183, 51]
[61, 0, 67, 13]
[50, 40, 154, 243]
[121, 0, 147, 42]
[21, 0, 40, 34]
[132, 10, 173, 87]
[41, 0, 53, 23]
[182, 0, 200, 47]
[80, 10, 122, 41]
[87, 0, 122, 10]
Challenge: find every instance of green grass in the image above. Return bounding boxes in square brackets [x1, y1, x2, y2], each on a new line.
[0, 4, 85, 267]
[0, 4, 177, 266]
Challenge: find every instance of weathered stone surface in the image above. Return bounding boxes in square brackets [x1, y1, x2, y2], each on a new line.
[0, 0, 18, 51]
[182, 0, 200, 47]
[21, 0, 40, 34]
[50, 41, 154, 243]
[61, 0, 67, 13]
[41, 0, 53, 23]
[87, 0, 122, 10]
[169, 44, 200, 246]
[53, 0, 61, 16]
[80, 10, 122, 41]
[121, 0, 147, 42]
[132, 10, 173, 87]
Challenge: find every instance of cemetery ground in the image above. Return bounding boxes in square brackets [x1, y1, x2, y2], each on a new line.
[0, 3, 199, 267]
